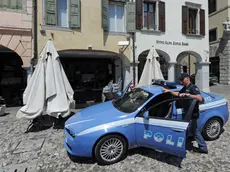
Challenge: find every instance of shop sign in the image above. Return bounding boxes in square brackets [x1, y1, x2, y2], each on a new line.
[156, 40, 189, 46]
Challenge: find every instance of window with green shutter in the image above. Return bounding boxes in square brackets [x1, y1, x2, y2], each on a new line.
[45, 0, 57, 25]
[0, 0, 23, 10]
[69, 0, 81, 28]
[44, 0, 81, 29]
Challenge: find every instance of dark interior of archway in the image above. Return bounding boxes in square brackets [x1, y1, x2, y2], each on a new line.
[60, 57, 115, 107]
[0, 52, 26, 106]
[138, 55, 168, 81]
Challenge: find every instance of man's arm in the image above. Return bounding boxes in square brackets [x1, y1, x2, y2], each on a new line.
[162, 88, 179, 96]
[186, 85, 203, 103]
[188, 94, 203, 103]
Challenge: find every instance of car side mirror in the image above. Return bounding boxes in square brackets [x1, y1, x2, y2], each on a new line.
[143, 111, 149, 119]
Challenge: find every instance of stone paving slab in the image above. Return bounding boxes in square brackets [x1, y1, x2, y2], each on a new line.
[13, 138, 45, 154]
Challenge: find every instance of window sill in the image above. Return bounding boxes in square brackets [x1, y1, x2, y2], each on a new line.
[184, 33, 204, 37]
[141, 29, 162, 34]
[108, 31, 128, 36]
[0, 7, 26, 14]
[41, 25, 79, 32]
[209, 40, 220, 45]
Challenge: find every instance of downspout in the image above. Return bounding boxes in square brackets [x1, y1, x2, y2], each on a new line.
[33, 0, 38, 69]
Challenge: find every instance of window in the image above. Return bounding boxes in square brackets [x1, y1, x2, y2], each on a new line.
[209, 28, 217, 42]
[57, 0, 68, 27]
[208, 0, 216, 14]
[45, 0, 81, 29]
[143, 2, 156, 30]
[136, 1, 165, 32]
[108, 2, 126, 32]
[139, 93, 196, 121]
[182, 5, 205, 36]
[188, 8, 198, 34]
[0, 0, 23, 10]
[113, 88, 153, 113]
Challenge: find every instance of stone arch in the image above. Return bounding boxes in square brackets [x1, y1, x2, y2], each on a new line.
[176, 51, 202, 64]
[0, 33, 32, 67]
[138, 49, 170, 62]
[0, 45, 23, 66]
[138, 49, 170, 81]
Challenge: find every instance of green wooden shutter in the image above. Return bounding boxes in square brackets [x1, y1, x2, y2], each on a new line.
[69, 0, 81, 28]
[0, 0, 3, 8]
[10, 0, 17, 9]
[45, 0, 56, 25]
[16, 0, 23, 9]
[126, 2, 136, 33]
[2, 0, 9, 8]
[101, 0, 108, 31]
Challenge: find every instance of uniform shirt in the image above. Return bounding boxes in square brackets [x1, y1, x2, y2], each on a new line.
[178, 83, 201, 119]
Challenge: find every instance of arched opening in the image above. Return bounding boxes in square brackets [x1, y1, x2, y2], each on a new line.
[138, 49, 170, 81]
[0, 45, 25, 106]
[58, 49, 124, 107]
[176, 51, 202, 83]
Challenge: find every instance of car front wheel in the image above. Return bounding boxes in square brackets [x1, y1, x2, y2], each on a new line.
[202, 118, 222, 141]
[94, 134, 127, 165]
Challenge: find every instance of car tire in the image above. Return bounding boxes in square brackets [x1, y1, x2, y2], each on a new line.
[94, 134, 127, 165]
[202, 118, 223, 141]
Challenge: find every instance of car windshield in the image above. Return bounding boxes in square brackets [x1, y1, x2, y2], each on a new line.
[113, 88, 153, 113]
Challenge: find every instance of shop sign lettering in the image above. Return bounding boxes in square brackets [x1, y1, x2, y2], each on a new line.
[156, 40, 189, 46]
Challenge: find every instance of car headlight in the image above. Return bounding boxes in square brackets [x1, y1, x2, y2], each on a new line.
[65, 127, 75, 138]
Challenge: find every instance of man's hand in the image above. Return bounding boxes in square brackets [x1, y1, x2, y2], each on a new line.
[162, 88, 171, 93]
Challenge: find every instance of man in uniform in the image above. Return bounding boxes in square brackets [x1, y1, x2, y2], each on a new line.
[163, 73, 208, 154]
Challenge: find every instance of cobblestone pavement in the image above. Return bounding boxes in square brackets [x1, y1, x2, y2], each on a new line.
[1, 85, 230, 172]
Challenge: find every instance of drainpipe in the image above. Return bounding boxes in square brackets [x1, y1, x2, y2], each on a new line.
[132, 33, 136, 86]
[33, 0, 38, 69]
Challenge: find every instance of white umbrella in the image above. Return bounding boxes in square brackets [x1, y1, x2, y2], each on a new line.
[16, 40, 75, 119]
[138, 46, 164, 87]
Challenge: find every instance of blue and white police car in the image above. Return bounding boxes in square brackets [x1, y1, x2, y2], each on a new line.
[64, 81, 229, 165]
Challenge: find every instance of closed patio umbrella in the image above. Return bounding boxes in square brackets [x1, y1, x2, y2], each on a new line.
[16, 40, 75, 120]
[138, 46, 164, 87]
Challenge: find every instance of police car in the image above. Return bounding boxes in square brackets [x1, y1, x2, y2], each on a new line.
[64, 81, 229, 165]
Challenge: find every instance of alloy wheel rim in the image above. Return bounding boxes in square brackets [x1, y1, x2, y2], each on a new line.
[100, 138, 123, 162]
[206, 120, 221, 139]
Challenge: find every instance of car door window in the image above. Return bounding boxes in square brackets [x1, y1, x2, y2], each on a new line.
[138, 92, 173, 116]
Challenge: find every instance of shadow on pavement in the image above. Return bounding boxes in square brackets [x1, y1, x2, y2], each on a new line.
[25, 111, 76, 133]
[67, 152, 96, 164]
[127, 147, 183, 168]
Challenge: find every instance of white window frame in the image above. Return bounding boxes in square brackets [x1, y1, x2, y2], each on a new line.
[108, 1, 126, 33]
[142, 0, 159, 31]
[185, 2, 201, 35]
[42, 0, 70, 29]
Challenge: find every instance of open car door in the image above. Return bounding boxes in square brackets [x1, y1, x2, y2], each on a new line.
[135, 98, 197, 158]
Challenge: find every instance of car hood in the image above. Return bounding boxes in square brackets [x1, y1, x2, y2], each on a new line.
[65, 101, 131, 135]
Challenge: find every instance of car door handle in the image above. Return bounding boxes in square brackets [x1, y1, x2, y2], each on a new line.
[171, 128, 184, 133]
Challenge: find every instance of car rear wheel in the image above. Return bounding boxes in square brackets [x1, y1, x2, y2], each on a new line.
[202, 118, 222, 141]
[94, 135, 127, 165]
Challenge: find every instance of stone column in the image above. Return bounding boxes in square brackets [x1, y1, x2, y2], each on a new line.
[219, 36, 230, 85]
[175, 64, 182, 79]
[168, 62, 176, 82]
[195, 62, 210, 92]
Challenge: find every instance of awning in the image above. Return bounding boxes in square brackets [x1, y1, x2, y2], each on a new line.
[58, 49, 121, 59]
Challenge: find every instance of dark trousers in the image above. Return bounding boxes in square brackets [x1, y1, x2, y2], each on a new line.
[191, 118, 208, 151]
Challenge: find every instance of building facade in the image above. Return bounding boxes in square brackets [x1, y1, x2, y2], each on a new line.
[37, 0, 133, 105]
[0, 0, 33, 103]
[135, 0, 210, 92]
[209, 0, 230, 85]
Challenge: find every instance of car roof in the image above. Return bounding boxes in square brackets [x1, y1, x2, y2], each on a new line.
[139, 84, 183, 95]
